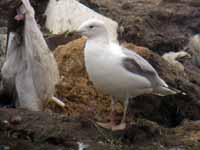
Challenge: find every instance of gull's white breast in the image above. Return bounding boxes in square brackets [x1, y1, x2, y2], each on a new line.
[84, 42, 153, 98]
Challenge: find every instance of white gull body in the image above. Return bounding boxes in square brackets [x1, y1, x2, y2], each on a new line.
[85, 41, 154, 98]
[78, 19, 179, 130]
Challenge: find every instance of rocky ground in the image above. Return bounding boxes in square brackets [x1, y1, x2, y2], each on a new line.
[80, 0, 200, 53]
[1, 108, 200, 150]
[0, 0, 200, 149]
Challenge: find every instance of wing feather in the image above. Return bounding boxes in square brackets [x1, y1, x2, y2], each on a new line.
[122, 48, 158, 77]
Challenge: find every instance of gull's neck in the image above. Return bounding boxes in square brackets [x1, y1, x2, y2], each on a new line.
[87, 34, 109, 45]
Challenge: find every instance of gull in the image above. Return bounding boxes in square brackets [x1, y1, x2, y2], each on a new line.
[77, 19, 180, 131]
[162, 51, 191, 71]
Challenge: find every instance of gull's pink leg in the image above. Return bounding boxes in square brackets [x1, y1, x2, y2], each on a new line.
[96, 97, 116, 129]
[112, 96, 129, 131]
[110, 98, 116, 126]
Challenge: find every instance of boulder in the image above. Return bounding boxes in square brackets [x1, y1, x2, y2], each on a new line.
[0, 27, 7, 68]
[54, 38, 200, 127]
[0, 28, 10, 107]
[53, 38, 114, 120]
[1, 0, 200, 50]
[0, 108, 200, 150]
[45, 0, 118, 42]
[80, 0, 200, 53]
[1, 0, 200, 128]
[0, 0, 49, 28]
[123, 43, 200, 127]
[1, 0, 200, 148]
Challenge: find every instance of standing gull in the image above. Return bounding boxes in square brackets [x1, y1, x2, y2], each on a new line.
[77, 19, 180, 131]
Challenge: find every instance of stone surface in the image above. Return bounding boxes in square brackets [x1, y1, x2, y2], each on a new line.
[0, 108, 200, 150]
[0, 27, 7, 68]
[45, 0, 118, 42]
[53, 38, 115, 121]
[53, 38, 200, 128]
[0, 28, 7, 107]
[0, 0, 49, 29]
[1, 0, 200, 149]
[79, 0, 200, 54]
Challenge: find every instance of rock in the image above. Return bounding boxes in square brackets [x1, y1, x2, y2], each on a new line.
[9, 115, 22, 125]
[122, 43, 200, 127]
[162, 51, 191, 72]
[0, 27, 11, 108]
[1, 0, 200, 51]
[0, 0, 21, 10]
[45, 0, 118, 42]
[0, 0, 200, 148]
[54, 38, 200, 128]
[0, 145, 10, 150]
[0, 108, 113, 150]
[53, 38, 116, 120]
[188, 34, 200, 67]
[0, 108, 200, 149]
[0, 0, 49, 29]
[46, 32, 81, 50]
[0, 27, 7, 68]
[0, 0, 20, 27]
[79, 0, 200, 53]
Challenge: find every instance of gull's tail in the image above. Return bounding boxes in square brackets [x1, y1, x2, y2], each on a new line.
[154, 77, 186, 96]
[154, 86, 185, 96]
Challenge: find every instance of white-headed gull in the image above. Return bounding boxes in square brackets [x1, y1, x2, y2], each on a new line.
[77, 19, 181, 131]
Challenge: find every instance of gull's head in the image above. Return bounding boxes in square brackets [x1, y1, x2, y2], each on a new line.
[77, 19, 108, 39]
[175, 51, 191, 62]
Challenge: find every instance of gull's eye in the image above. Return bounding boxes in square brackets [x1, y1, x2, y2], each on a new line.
[89, 25, 94, 29]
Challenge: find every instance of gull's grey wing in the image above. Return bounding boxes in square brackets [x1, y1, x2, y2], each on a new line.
[122, 48, 159, 84]
[122, 48, 181, 95]
[123, 57, 156, 76]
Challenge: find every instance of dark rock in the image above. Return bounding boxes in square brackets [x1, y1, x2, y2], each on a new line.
[0, 145, 10, 150]
[9, 115, 22, 125]
[0, 109, 200, 150]
[53, 37, 200, 129]
[74, 0, 200, 128]
[124, 43, 200, 127]
[0, 27, 7, 67]
[79, 0, 200, 54]
[0, 0, 200, 149]
[0, 0, 49, 29]
[46, 32, 81, 50]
